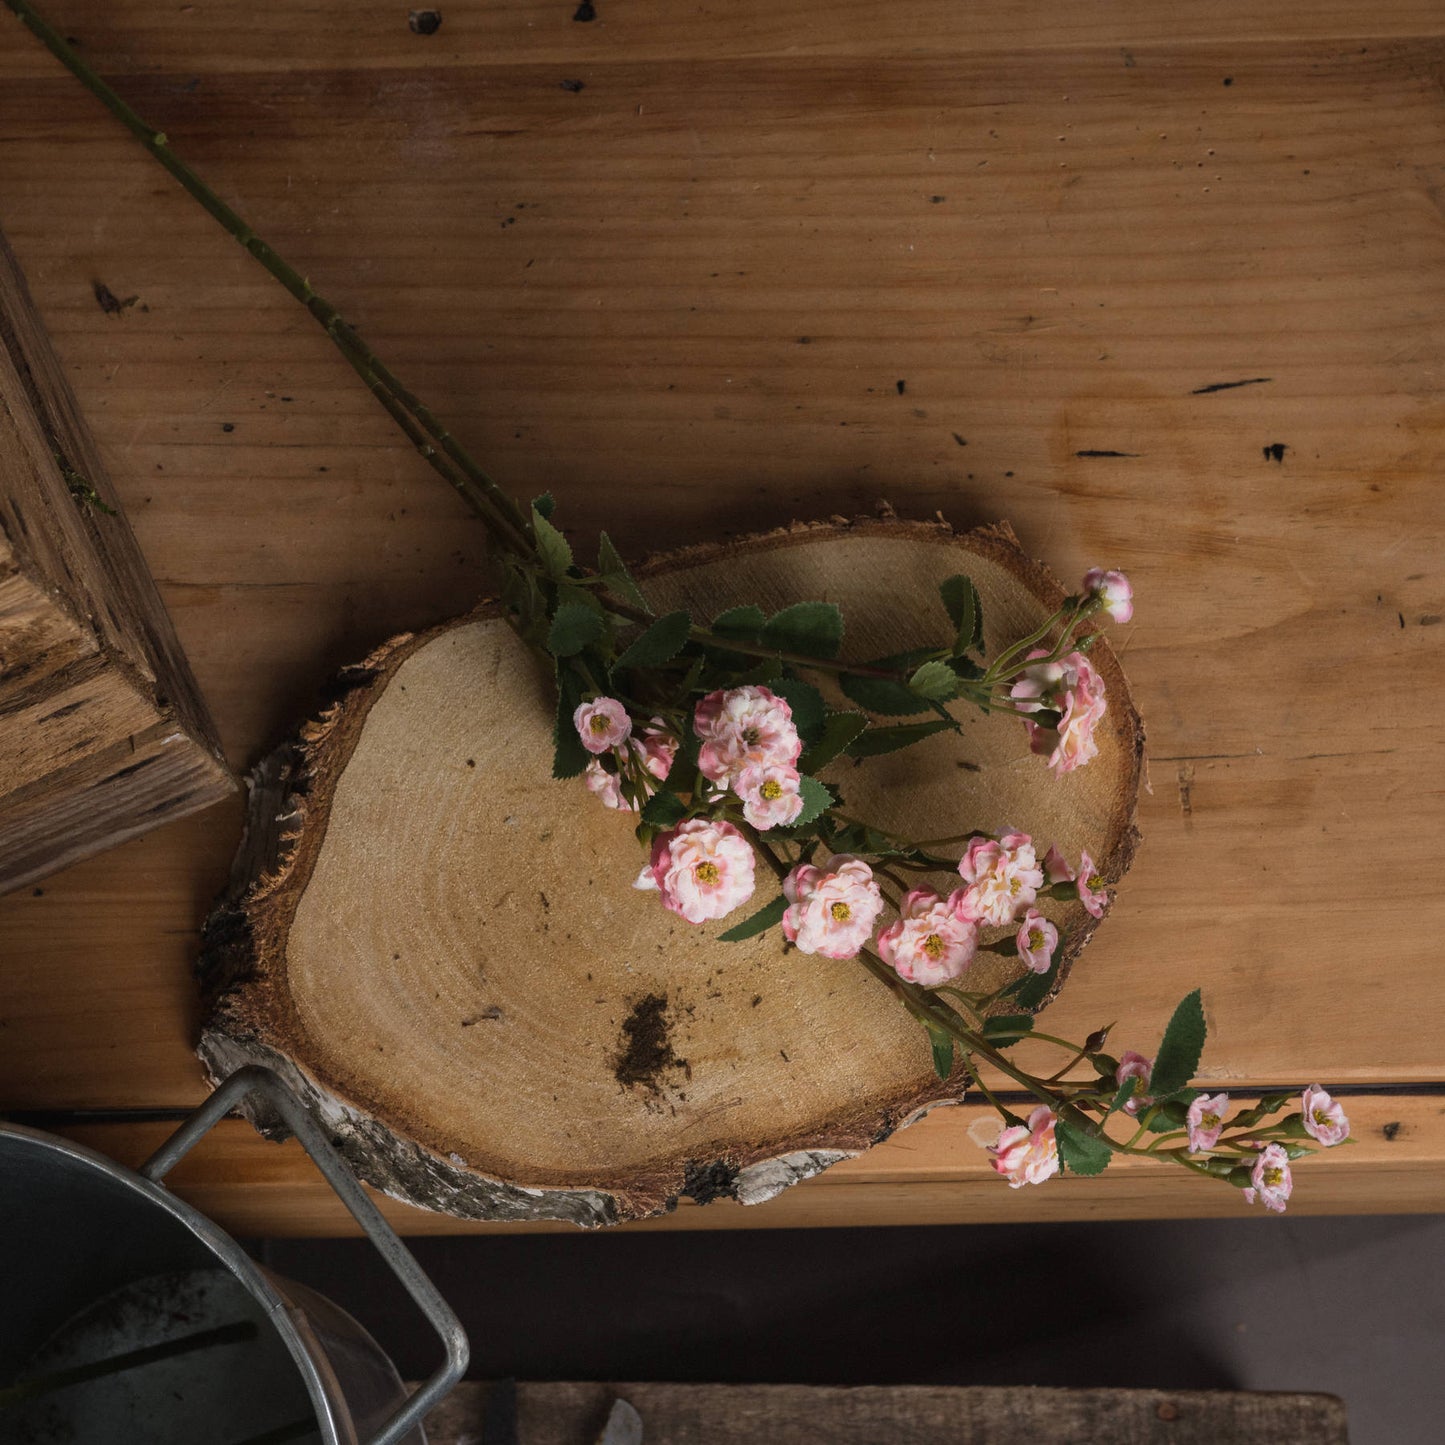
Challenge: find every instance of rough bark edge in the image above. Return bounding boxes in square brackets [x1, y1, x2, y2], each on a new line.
[197, 514, 1144, 1223]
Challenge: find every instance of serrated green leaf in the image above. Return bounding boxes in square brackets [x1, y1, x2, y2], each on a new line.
[939, 573, 984, 655]
[773, 675, 826, 740]
[614, 610, 693, 671]
[799, 711, 869, 773]
[532, 492, 556, 520]
[640, 790, 687, 828]
[1150, 989, 1207, 1098]
[843, 718, 955, 760]
[547, 601, 605, 657]
[711, 604, 768, 641]
[785, 775, 834, 829]
[839, 672, 933, 716]
[597, 531, 651, 614]
[1007, 945, 1065, 1012]
[717, 893, 788, 942]
[925, 1023, 955, 1081]
[982, 1014, 1034, 1045]
[1056, 1117, 1112, 1176]
[908, 659, 961, 702]
[552, 663, 589, 779]
[760, 601, 844, 659]
[532, 504, 573, 579]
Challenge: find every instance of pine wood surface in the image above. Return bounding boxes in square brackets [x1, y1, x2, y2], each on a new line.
[0, 0, 1442, 1230]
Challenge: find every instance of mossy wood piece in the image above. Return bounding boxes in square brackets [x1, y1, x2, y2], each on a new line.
[0, 229, 233, 891]
[198, 519, 1143, 1226]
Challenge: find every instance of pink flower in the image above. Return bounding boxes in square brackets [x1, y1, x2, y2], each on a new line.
[782, 855, 885, 959]
[641, 818, 755, 925]
[1075, 850, 1107, 918]
[1244, 1143, 1293, 1213]
[694, 685, 802, 786]
[574, 696, 632, 754]
[1301, 1085, 1350, 1147]
[582, 719, 676, 812]
[636, 719, 678, 782]
[1010, 650, 1108, 776]
[956, 831, 1044, 927]
[735, 761, 804, 831]
[1043, 844, 1075, 884]
[1083, 567, 1134, 624]
[1115, 1052, 1154, 1115]
[1187, 1091, 1230, 1152]
[876, 888, 979, 986]
[1015, 908, 1058, 974]
[584, 759, 633, 811]
[988, 1106, 1060, 1188]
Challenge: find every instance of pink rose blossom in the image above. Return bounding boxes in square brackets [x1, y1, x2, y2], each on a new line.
[1301, 1085, 1350, 1147]
[1075, 850, 1107, 919]
[573, 696, 632, 754]
[583, 719, 676, 812]
[1244, 1142, 1293, 1213]
[988, 1105, 1060, 1188]
[584, 759, 632, 811]
[694, 685, 802, 786]
[956, 830, 1044, 927]
[642, 818, 755, 925]
[1115, 1051, 1154, 1115]
[1187, 1091, 1230, 1152]
[1083, 567, 1134, 624]
[1043, 844, 1075, 884]
[735, 760, 804, 830]
[1010, 649, 1108, 776]
[636, 719, 677, 782]
[1015, 908, 1058, 974]
[782, 855, 885, 959]
[876, 888, 979, 987]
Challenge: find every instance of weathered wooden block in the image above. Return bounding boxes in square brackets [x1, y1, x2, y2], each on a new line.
[0, 228, 233, 892]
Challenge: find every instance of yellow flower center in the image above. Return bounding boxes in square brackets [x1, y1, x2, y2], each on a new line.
[922, 933, 945, 959]
[695, 861, 720, 885]
[1314, 1108, 1332, 1125]
[830, 901, 852, 922]
[1009, 878, 1021, 894]
[1028, 929, 1043, 950]
[589, 715, 611, 734]
[743, 726, 761, 745]
[1263, 1166, 1284, 1188]
[1088, 874, 1103, 889]
[1201, 1112, 1220, 1130]
[760, 779, 783, 800]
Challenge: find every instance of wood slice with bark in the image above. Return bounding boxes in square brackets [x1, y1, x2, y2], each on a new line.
[197, 518, 1143, 1226]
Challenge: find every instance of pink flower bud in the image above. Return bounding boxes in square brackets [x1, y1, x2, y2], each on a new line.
[876, 888, 979, 986]
[956, 830, 1044, 927]
[1043, 844, 1075, 884]
[1187, 1091, 1230, 1152]
[987, 1105, 1060, 1188]
[781, 855, 885, 960]
[1083, 567, 1134, 624]
[1244, 1142, 1293, 1213]
[1114, 1051, 1154, 1115]
[573, 696, 632, 754]
[1015, 907, 1058, 974]
[1301, 1084, 1350, 1147]
[644, 818, 755, 925]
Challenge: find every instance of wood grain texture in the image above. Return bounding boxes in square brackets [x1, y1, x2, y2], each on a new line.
[0, 1, 1441, 1228]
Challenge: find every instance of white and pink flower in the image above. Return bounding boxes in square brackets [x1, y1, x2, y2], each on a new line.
[584, 759, 631, 811]
[635, 818, 755, 925]
[876, 888, 979, 986]
[781, 855, 885, 959]
[694, 685, 802, 787]
[735, 760, 804, 831]
[582, 719, 676, 812]
[1114, 1051, 1154, 1115]
[1187, 1092, 1230, 1153]
[956, 830, 1044, 927]
[988, 1105, 1060, 1188]
[1301, 1085, 1350, 1147]
[635, 720, 678, 782]
[1075, 850, 1108, 919]
[1015, 908, 1058, 974]
[573, 696, 632, 755]
[1244, 1142, 1293, 1213]
[1010, 649, 1108, 776]
[1083, 567, 1134, 624]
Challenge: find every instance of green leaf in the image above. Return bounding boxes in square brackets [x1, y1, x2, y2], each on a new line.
[1007, 946, 1064, 1012]
[786, 775, 835, 829]
[839, 673, 933, 717]
[799, 711, 869, 773]
[546, 601, 605, 658]
[908, 659, 960, 702]
[1150, 989, 1207, 1098]
[760, 601, 844, 659]
[844, 718, 955, 759]
[925, 1023, 955, 1081]
[551, 663, 589, 780]
[532, 504, 574, 579]
[773, 675, 826, 740]
[640, 790, 687, 828]
[982, 1014, 1034, 1046]
[711, 605, 767, 641]
[614, 610, 693, 671]
[939, 574, 984, 655]
[597, 531, 651, 613]
[1056, 1117, 1112, 1176]
[532, 492, 556, 520]
[1106, 1075, 1139, 1120]
[717, 893, 788, 942]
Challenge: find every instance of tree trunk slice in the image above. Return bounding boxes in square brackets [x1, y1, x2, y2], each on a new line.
[197, 518, 1143, 1226]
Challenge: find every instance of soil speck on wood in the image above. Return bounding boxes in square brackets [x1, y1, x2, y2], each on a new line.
[615, 992, 685, 1092]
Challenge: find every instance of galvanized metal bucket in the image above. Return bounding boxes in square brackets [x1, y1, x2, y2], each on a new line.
[0, 1067, 469, 1444]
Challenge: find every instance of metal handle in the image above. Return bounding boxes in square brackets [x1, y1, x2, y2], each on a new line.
[140, 1066, 469, 1445]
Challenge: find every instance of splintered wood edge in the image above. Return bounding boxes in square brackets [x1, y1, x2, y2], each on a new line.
[196, 516, 1144, 1225]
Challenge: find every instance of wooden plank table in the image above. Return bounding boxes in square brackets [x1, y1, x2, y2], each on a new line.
[1, 0, 1443, 1234]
